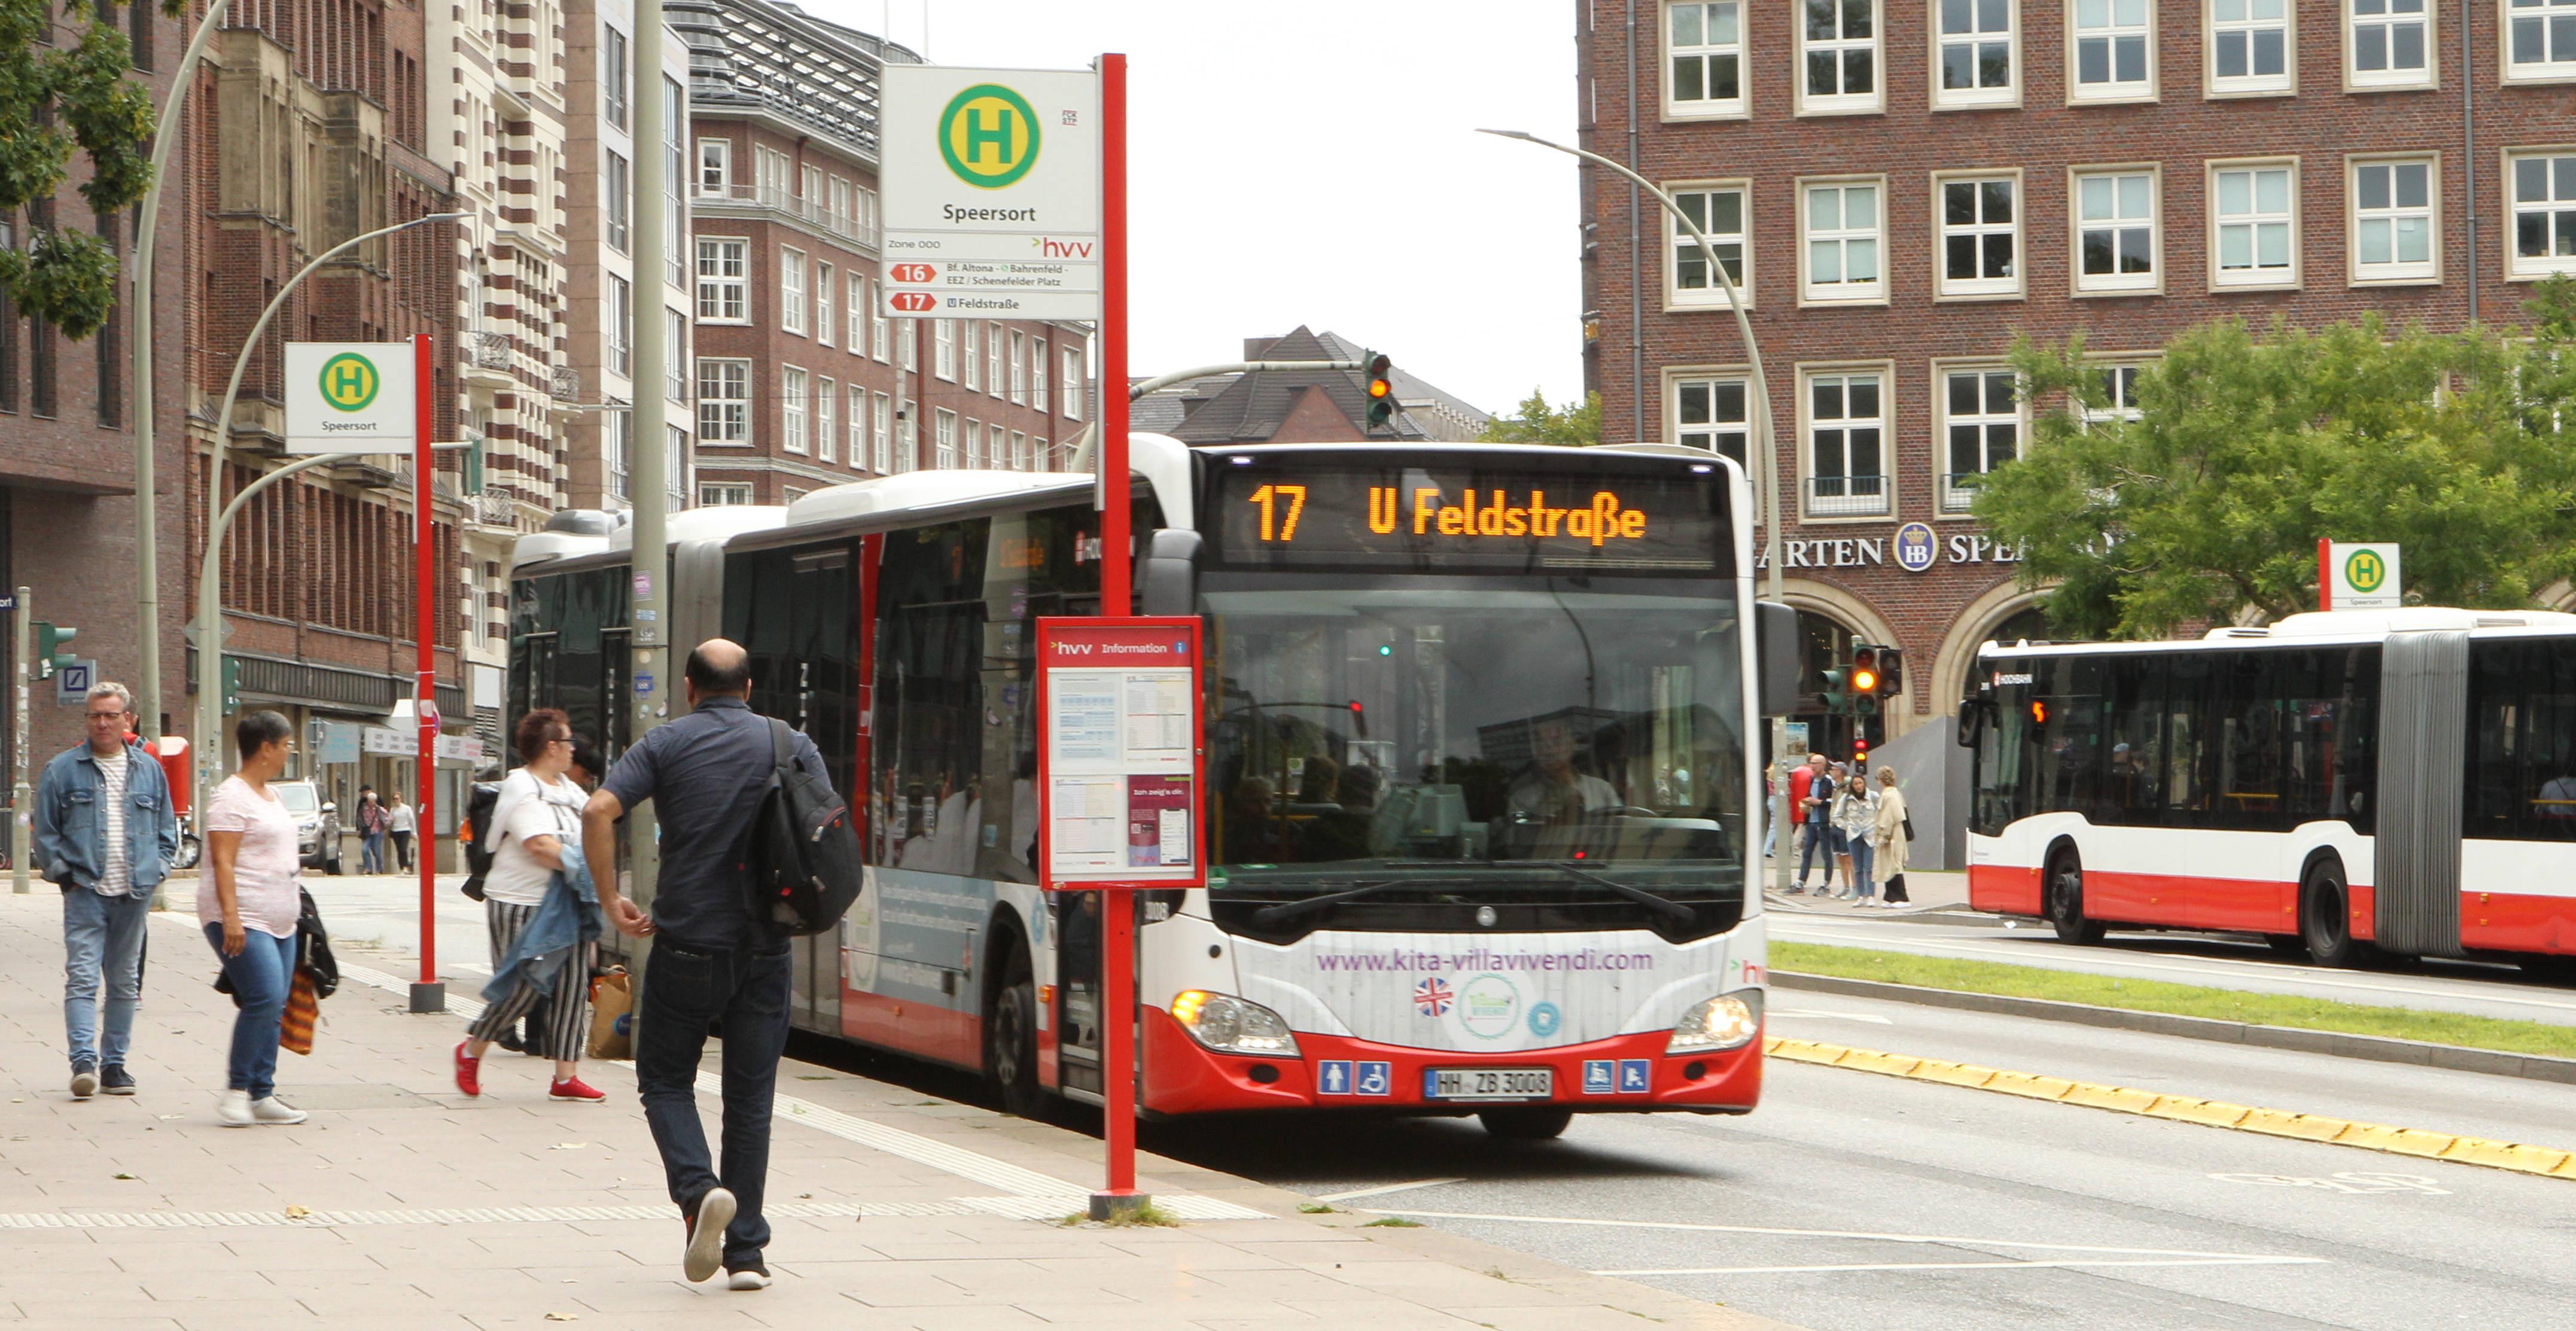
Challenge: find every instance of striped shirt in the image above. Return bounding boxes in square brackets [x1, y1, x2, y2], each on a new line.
[94, 748, 132, 897]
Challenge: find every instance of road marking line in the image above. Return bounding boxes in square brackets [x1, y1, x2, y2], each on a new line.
[0, 1200, 976, 1231]
[1312, 1178, 1468, 1203]
[1762, 1035, 2576, 1181]
[1372, 1209, 2312, 1259]
[1602, 1257, 2324, 1275]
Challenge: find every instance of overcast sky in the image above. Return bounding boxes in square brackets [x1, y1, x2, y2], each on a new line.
[802, 0, 1585, 419]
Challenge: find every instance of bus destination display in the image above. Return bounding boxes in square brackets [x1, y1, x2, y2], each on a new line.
[1211, 463, 1728, 573]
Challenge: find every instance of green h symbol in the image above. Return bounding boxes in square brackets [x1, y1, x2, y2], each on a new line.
[963, 104, 1014, 167]
[330, 362, 368, 398]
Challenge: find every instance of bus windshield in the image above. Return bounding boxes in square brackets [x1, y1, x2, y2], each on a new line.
[1205, 578, 1746, 894]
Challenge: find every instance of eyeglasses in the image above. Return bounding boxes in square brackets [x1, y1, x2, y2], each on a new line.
[85, 712, 129, 721]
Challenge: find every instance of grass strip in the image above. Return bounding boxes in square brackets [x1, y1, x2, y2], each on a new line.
[1771, 941, 2576, 1061]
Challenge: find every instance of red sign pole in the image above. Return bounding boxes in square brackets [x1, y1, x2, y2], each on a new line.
[410, 332, 443, 1013]
[1093, 50, 1139, 1216]
[2318, 537, 2333, 613]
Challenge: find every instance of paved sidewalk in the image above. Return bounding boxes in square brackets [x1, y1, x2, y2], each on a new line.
[1759, 864, 1971, 919]
[0, 890, 1801, 1330]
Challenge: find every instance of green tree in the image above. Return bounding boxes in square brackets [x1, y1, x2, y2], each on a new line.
[1976, 286, 2576, 639]
[0, 0, 178, 340]
[1479, 388, 1603, 447]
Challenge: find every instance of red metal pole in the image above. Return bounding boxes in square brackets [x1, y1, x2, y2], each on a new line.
[1097, 52, 1138, 1207]
[415, 333, 439, 1002]
[2318, 537, 2332, 612]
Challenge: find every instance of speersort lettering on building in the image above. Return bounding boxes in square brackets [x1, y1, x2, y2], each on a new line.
[1753, 530, 2027, 571]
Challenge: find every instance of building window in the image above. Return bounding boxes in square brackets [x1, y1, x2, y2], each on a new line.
[869, 279, 890, 360]
[1798, 0, 1882, 113]
[2352, 157, 2437, 282]
[698, 358, 750, 443]
[873, 392, 893, 472]
[607, 410, 631, 502]
[900, 319, 918, 371]
[663, 81, 686, 288]
[2070, 0, 2154, 100]
[961, 319, 980, 390]
[755, 147, 792, 206]
[1011, 431, 1029, 470]
[1034, 435, 1051, 471]
[987, 323, 1006, 397]
[2510, 0, 2576, 80]
[1672, 375, 1749, 470]
[1665, 2, 1745, 115]
[816, 377, 836, 462]
[696, 238, 748, 322]
[602, 26, 630, 130]
[898, 400, 918, 471]
[701, 482, 754, 507]
[2349, 0, 2432, 87]
[2072, 168, 2158, 293]
[852, 273, 871, 356]
[964, 418, 985, 467]
[814, 262, 833, 346]
[1804, 371, 1888, 517]
[1937, 173, 2019, 297]
[666, 307, 688, 401]
[2210, 162, 2297, 287]
[1666, 184, 1750, 307]
[783, 367, 809, 453]
[991, 422, 1010, 467]
[1935, 0, 2017, 106]
[935, 409, 959, 468]
[605, 150, 630, 253]
[780, 247, 807, 334]
[935, 318, 957, 380]
[1800, 178, 1884, 303]
[696, 138, 730, 196]
[1940, 368, 2019, 513]
[1009, 331, 1027, 404]
[608, 275, 632, 377]
[1062, 346, 1085, 420]
[2084, 363, 2148, 424]
[2512, 152, 2576, 276]
[1033, 339, 1050, 412]
[849, 383, 868, 468]
[2209, 0, 2292, 95]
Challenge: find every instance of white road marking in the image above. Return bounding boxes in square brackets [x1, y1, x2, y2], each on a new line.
[1601, 1257, 2326, 1275]
[1311, 1178, 1468, 1203]
[1770, 1007, 1895, 1024]
[2209, 1172, 2451, 1196]
[1375, 1210, 2321, 1265]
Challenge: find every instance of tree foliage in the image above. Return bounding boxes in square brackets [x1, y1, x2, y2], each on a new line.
[1478, 388, 1603, 447]
[1974, 279, 2576, 639]
[0, 0, 180, 340]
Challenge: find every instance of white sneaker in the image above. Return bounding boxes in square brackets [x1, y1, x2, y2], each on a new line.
[217, 1089, 255, 1127]
[727, 1265, 772, 1292]
[250, 1095, 307, 1125]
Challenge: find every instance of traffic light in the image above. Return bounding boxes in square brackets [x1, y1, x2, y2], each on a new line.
[1819, 666, 1850, 715]
[1849, 644, 1881, 717]
[33, 621, 77, 680]
[1877, 645, 1905, 695]
[221, 657, 243, 715]
[1364, 354, 1395, 430]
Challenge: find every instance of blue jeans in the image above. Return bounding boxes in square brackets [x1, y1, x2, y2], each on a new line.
[202, 922, 296, 1098]
[635, 939, 793, 1268]
[361, 832, 387, 874]
[1848, 838, 1875, 898]
[1796, 821, 1836, 888]
[64, 888, 153, 1069]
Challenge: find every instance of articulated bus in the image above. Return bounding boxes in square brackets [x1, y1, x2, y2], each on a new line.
[512, 434, 1788, 1135]
[1961, 608, 2576, 975]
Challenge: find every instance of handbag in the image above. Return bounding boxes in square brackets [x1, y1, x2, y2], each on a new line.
[587, 968, 634, 1061]
[279, 967, 321, 1055]
[1902, 814, 1917, 842]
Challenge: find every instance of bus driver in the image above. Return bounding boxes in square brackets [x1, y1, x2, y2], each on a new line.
[1509, 718, 1619, 856]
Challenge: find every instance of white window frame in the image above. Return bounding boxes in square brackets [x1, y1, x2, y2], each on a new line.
[2081, 360, 2152, 426]
[1663, 181, 1753, 310]
[987, 324, 1006, 398]
[2349, 153, 2441, 284]
[607, 274, 632, 377]
[848, 382, 867, 468]
[1664, 368, 1752, 475]
[935, 409, 959, 468]
[1062, 347, 1085, 421]
[2067, 0, 2157, 103]
[850, 272, 869, 355]
[934, 318, 957, 381]
[2207, 0, 2295, 96]
[1011, 431, 1028, 470]
[815, 377, 837, 463]
[1936, 363, 2022, 516]
[1932, 0, 2019, 109]
[695, 237, 749, 323]
[962, 319, 981, 391]
[964, 416, 983, 467]
[1798, 175, 1886, 306]
[872, 392, 893, 473]
[1933, 169, 2023, 300]
[2507, 0, 2576, 83]
[782, 366, 810, 453]
[1796, 0, 1885, 115]
[869, 279, 891, 361]
[814, 261, 833, 347]
[1032, 339, 1050, 412]
[2207, 158, 2300, 290]
[780, 246, 808, 335]
[1009, 331, 1027, 404]
[2508, 148, 2576, 278]
[1796, 364, 1894, 521]
[2346, 0, 2435, 90]
[695, 138, 730, 197]
[1662, 2, 1747, 118]
[604, 150, 631, 254]
[1034, 435, 1049, 471]
[700, 482, 754, 507]
[697, 358, 750, 444]
[900, 319, 918, 372]
[602, 25, 631, 130]
[898, 401, 918, 471]
[2069, 165, 2162, 295]
[665, 307, 687, 402]
[992, 423, 1010, 468]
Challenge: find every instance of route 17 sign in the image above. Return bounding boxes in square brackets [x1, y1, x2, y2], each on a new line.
[284, 343, 416, 455]
[879, 65, 1101, 322]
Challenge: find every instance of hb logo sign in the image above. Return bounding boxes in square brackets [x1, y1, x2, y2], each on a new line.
[318, 352, 380, 412]
[939, 83, 1040, 189]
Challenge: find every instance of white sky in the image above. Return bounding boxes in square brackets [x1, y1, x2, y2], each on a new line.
[798, 0, 1585, 418]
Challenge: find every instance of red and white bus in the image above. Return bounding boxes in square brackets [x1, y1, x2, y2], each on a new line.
[514, 434, 1788, 1134]
[1960, 607, 2576, 973]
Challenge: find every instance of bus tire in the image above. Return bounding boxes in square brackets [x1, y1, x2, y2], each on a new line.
[2045, 848, 2105, 945]
[986, 943, 1045, 1120]
[2300, 858, 2365, 968]
[1478, 1107, 1574, 1140]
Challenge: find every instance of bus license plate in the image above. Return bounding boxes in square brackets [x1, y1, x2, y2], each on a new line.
[1426, 1068, 1552, 1101]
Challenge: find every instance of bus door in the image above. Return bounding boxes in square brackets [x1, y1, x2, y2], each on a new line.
[739, 543, 860, 1034]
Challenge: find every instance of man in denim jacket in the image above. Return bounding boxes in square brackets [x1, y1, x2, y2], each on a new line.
[35, 681, 180, 1099]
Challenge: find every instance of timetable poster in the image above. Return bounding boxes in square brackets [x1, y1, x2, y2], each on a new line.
[1036, 617, 1206, 888]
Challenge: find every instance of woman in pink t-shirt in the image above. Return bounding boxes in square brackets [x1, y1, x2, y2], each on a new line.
[201, 710, 309, 1128]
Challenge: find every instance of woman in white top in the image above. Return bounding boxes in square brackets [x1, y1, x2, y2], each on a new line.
[452, 709, 602, 1102]
[1831, 762, 1880, 903]
[386, 794, 416, 871]
[201, 710, 310, 1127]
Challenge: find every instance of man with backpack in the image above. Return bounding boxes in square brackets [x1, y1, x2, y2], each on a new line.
[581, 639, 841, 1292]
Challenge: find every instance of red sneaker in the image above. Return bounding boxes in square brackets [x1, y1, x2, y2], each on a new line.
[549, 1076, 606, 1102]
[453, 1041, 481, 1098]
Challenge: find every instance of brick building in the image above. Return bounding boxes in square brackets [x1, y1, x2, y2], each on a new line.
[1579, 1, 2573, 756]
[675, 0, 1091, 507]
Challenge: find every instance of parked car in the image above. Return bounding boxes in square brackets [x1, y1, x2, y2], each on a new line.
[273, 779, 342, 875]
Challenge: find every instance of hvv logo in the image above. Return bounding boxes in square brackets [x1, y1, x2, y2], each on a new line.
[1036, 237, 1095, 259]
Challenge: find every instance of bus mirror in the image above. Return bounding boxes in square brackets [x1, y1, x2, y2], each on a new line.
[1138, 528, 1204, 617]
[1755, 601, 1800, 716]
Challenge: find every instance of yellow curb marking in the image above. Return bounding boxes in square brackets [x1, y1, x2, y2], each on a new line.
[1761, 1036, 2575, 1183]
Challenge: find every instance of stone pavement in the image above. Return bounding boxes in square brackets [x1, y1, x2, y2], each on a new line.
[0, 888, 1802, 1330]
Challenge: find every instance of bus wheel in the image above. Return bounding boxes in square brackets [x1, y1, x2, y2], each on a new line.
[1478, 1107, 1574, 1140]
[986, 946, 1045, 1119]
[2045, 849, 2105, 945]
[2300, 859, 2364, 968]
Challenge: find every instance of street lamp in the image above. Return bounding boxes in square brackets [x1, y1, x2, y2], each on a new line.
[1478, 128, 1793, 894]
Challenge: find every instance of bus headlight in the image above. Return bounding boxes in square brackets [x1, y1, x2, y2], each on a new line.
[1169, 991, 1301, 1057]
[1667, 990, 1763, 1053]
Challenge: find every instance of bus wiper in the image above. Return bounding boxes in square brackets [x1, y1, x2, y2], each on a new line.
[1494, 860, 1698, 925]
[1249, 877, 1442, 929]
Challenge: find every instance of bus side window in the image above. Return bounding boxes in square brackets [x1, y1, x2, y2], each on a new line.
[2034, 656, 2105, 819]
[2096, 656, 2160, 825]
[2160, 653, 2215, 822]
[873, 520, 991, 875]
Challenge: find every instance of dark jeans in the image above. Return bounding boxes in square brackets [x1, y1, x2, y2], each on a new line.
[634, 938, 793, 1268]
[1796, 820, 1837, 888]
[391, 830, 413, 870]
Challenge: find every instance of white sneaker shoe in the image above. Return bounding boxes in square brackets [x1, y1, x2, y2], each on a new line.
[250, 1096, 307, 1125]
[726, 1265, 772, 1291]
[217, 1089, 255, 1127]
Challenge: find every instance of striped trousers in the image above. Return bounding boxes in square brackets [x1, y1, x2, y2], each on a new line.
[468, 900, 594, 1061]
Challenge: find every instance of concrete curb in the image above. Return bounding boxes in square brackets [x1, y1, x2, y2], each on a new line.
[1771, 968, 2576, 1085]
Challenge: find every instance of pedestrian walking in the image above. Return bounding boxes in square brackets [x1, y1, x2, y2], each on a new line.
[357, 788, 389, 873]
[1794, 756, 1837, 894]
[34, 681, 181, 1100]
[497, 735, 605, 1057]
[1873, 766, 1911, 906]
[1782, 756, 1816, 876]
[199, 710, 310, 1126]
[387, 793, 416, 871]
[452, 709, 604, 1102]
[583, 639, 833, 1291]
[1833, 766, 1880, 903]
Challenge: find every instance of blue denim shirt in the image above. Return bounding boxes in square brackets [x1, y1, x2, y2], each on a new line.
[34, 741, 179, 896]
[482, 848, 603, 1005]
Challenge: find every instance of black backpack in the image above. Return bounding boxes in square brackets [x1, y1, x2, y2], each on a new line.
[742, 718, 863, 936]
[458, 782, 503, 901]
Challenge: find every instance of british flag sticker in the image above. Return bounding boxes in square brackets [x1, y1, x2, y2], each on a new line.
[1414, 976, 1454, 1017]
